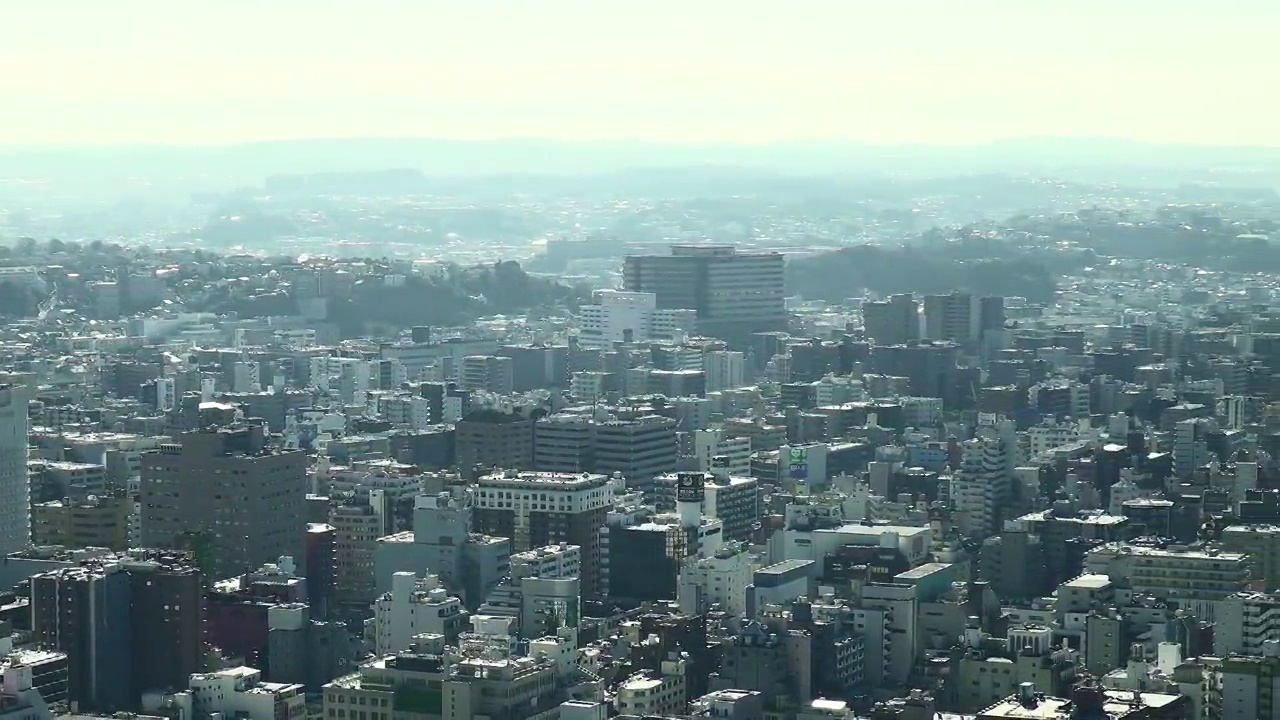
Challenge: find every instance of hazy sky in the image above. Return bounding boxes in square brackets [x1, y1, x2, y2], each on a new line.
[3, 1, 1276, 147]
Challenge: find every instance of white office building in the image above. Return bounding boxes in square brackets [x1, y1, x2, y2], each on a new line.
[691, 428, 752, 476]
[1027, 417, 1093, 459]
[678, 543, 754, 617]
[372, 572, 469, 655]
[576, 290, 697, 349]
[703, 350, 746, 392]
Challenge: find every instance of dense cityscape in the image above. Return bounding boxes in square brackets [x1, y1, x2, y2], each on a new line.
[0, 158, 1278, 720]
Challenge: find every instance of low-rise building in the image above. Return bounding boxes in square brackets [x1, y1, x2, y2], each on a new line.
[186, 666, 306, 720]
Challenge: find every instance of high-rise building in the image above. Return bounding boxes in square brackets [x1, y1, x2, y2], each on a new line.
[862, 294, 919, 345]
[266, 603, 358, 692]
[372, 357, 409, 390]
[923, 292, 979, 343]
[230, 361, 261, 393]
[703, 350, 746, 392]
[593, 415, 678, 497]
[126, 554, 204, 700]
[1215, 591, 1280, 657]
[413, 382, 472, 425]
[29, 552, 201, 711]
[0, 384, 29, 557]
[678, 542, 753, 616]
[623, 245, 786, 346]
[606, 472, 726, 604]
[305, 523, 336, 619]
[1212, 643, 1280, 720]
[607, 521, 689, 604]
[1174, 417, 1216, 479]
[1221, 525, 1280, 590]
[787, 341, 842, 384]
[704, 475, 761, 543]
[330, 500, 392, 606]
[951, 435, 1014, 539]
[687, 429, 752, 477]
[606, 514, 725, 605]
[472, 471, 613, 598]
[205, 560, 305, 669]
[140, 424, 308, 578]
[979, 296, 1006, 335]
[31, 563, 133, 710]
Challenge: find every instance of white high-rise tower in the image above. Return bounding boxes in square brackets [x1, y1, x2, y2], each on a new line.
[0, 384, 30, 555]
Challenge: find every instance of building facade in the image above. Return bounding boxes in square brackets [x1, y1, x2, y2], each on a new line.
[0, 385, 29, 557]
[622, 245, 786, 346]
[139, 424, 307, 578]
[472, 471, 613, 598]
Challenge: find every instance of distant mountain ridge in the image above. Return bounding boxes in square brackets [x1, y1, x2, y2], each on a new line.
[3, 136, 1280, 191]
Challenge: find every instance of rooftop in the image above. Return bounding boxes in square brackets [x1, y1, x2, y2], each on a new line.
[829, 522, 932, 537]
[1092, 542, 1248, 562]
[756, 559, 815, 576]
[1019, 509, 1128, 525]
[1122, 497, 1174, 508]
[1222, 524, 1280, 534]
[1, 649, 65, 669]
[979, 695, 1072, 719]
[478, 470, 610, 489]
[1062, 574, 1112, 590]
[619, 673, 664, 691]
[895, 562, 954, 580]
[511, 544, 579, 561]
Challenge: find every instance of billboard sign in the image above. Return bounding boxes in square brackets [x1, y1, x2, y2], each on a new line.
[676, 472, 705, 503]
[788, 447, 808, 480]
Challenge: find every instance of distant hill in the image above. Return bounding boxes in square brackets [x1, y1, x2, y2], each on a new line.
[787, 244, 1059, 304]
[325, 260, 582, 337]
[3, 137, 1280, 194]
[209, 259, 582, 338]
